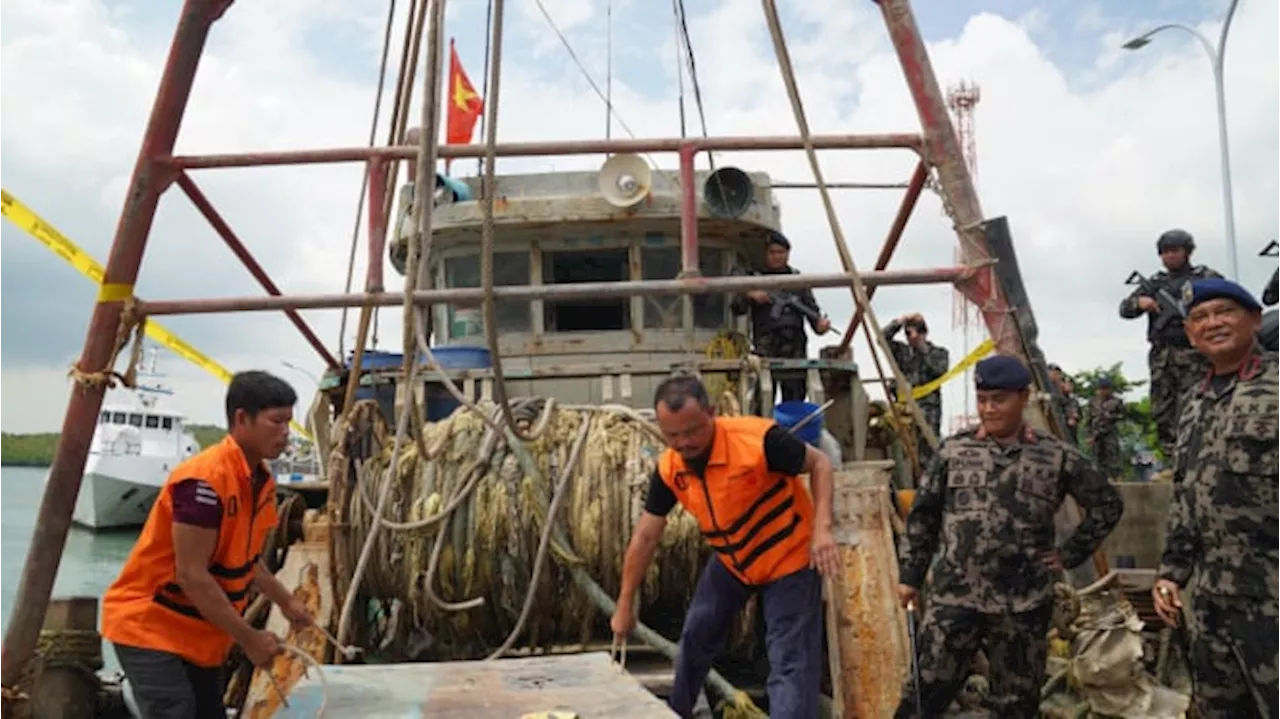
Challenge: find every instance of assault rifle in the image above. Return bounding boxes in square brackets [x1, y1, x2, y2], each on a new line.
[768, 291, 840, 335]
[1260, 241, 1278, 349]
[1124, 270, 1187, 335]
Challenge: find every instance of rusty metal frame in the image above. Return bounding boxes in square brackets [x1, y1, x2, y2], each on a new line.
[135, 265, 982, 316]
[0, 0, 224, 685]
[0, 0, 1074, 683]
[174, 172, 342, 369]
[841, 160, 930, 347]
[163, 133, 924, 169]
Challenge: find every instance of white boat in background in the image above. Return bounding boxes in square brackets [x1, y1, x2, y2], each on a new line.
[272, 439, 323, 486]
[69, 351, 200, 530]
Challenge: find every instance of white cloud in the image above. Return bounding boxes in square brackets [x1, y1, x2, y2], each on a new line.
[2, 0, 1277, 435]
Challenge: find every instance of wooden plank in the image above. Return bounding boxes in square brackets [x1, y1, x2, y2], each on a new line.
[829, 463, 911, 718]
[243, 541, 335, 719]
[274, 653, 675, 718]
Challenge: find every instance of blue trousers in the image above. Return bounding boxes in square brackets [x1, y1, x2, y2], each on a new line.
[669, 557, 823, 718]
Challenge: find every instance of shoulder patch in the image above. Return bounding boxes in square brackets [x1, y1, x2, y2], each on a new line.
[1182, 280, 1195, 305]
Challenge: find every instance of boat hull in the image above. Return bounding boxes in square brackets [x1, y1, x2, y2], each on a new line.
[71, 469, 165, 530]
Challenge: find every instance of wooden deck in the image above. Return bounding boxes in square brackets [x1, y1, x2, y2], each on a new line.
[273, 652, 676, 718]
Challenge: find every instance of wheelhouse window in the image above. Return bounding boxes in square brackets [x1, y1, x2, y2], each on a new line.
[128, 413, 143, 427]
[443, 252, 532, 336]
[112, 412, 127, 424]
[640, 246, 681, 330]
[640, 245, 728, 330]
[162, 417, 174, 431]
[145, 415, 160, 429]
[542, 248, 631, 332]
[692, 247, 728, 329]
[100, 412, 109, 424]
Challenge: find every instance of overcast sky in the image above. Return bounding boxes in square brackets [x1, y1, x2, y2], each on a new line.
[2, 0, 1277, 434]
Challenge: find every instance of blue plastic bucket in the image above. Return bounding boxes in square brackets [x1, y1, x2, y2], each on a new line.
[346, 350, 414, 370]
[774, 400, 823, 447]
[428, 346, 492, 370]
[425, 346, 494, 421]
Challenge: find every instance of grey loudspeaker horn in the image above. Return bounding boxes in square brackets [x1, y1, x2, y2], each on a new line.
[598, 154, 652, 208]
[703, 167, 754, 218]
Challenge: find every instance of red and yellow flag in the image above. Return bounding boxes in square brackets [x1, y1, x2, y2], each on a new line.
[446, 39, 483, 149]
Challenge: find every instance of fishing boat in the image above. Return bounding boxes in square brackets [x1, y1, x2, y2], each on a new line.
[2, 0, 1186, 717]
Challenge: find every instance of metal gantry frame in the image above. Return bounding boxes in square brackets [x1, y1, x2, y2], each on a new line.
[0, 0, 1052, 684]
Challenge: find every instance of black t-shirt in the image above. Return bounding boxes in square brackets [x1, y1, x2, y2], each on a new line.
[644, 425, 809, 517]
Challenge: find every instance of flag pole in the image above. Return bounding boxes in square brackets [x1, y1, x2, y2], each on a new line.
[445, 37, 456, 175]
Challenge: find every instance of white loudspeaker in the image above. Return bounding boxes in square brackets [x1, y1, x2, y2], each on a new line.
[598, 154, 652, 208]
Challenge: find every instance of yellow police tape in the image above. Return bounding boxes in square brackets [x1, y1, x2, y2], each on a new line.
[901, 337, 996, 401]
[2, 189, 313, 441]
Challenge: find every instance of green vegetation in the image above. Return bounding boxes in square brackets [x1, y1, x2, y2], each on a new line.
[1, 424, 227, 467]
[1069, 363, 1161, 478]
[0, 433, 61, 467]
[190, 425, 227, 448]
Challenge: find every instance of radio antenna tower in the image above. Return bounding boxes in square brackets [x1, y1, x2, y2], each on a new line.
[947, 80, 982, 433]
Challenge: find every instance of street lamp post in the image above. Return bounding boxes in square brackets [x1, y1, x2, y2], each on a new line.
[281, 360, 321, 387]
[1123, 0, 1241, 281]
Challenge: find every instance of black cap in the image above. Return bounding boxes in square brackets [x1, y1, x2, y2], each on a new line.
[766, 231, 791, 250]
[974, 355, 1031, 391]
[1186, 278, 1263, 313]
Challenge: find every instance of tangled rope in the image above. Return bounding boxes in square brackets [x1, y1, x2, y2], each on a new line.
[9, 628, 103, 710]
[702, 329, 751, 415]
[344, 401, 759, 659]
[68, 299, 146, 390]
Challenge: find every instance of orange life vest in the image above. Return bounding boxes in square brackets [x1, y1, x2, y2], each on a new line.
[657, 416, 814, 586]
[101, 436, 278, 667]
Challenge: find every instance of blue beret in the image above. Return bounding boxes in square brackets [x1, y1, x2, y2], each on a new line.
[1184, 278, 1262, 313]
[974, 355, 1031, 391]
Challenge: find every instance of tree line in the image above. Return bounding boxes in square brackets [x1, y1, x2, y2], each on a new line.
[1, 425, 228, 467]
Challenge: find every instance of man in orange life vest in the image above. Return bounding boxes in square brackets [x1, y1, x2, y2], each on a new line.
[611, 375, 840, 718]
[101, 371, 313, 718]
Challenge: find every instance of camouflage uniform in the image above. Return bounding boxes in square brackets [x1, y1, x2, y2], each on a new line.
[1157, 349, 1279, 719]
[1052, 388, 1080, 445]
[896, 428, 1124, 718]
[1118, 265, 1221, 456]
[731, 267, 824, 404]
[1087, 394, 1125, 478]
[883, 320, 950, 466]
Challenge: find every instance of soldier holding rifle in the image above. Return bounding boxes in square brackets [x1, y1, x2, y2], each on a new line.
[1118, 229, 1222, 457]
[731, 231, 833, 403]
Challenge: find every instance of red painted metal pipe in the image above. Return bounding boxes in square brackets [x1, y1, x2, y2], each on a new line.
[842, 160, 929, 346]
[135, 265, 982, 316]
[163, 133, 924, 169]
[875, 0, 996, 326]
[365, 158, 389, 293]
[0, 0, 223, 688]
[175, 173, 341, 369]
[678, 144, 700, 276]
[875, 0, 1109, 579]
